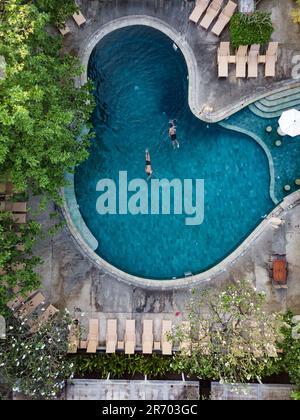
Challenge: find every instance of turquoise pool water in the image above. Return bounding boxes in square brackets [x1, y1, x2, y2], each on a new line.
[75, 26, 276, 280]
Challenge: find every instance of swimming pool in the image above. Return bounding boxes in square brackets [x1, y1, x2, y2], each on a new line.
[74, 26, 290, 280]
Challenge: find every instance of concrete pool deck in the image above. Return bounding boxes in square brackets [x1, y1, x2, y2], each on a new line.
[60, 0, 300, 122]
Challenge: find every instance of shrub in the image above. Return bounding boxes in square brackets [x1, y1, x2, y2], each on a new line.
[0, 310, 74, 400]
[73, 353, 180, 379]
[230, 12, 274, 48]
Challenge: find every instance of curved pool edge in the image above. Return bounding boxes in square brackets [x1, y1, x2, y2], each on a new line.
[77, 15, 300, 124]
[62, 177, 300, 289]
[219, 121, 279, 205]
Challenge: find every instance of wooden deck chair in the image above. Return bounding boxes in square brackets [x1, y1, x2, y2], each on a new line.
[271, 255, 287, 289]
[200, 0, 223, 30]
[0, 182, 13, 196]
[248, 44, 260, 78]
[7, 289, 37, 311]
[58, 24, 71, 36]
[72, 10, 86, 27]
[180, 321, 192, 355]
[125, 320, 136, 354]
[161, 320, 172, 355]
[86, 319, 99, 353]
[17, 292, 45, 319]
[235, 45, 248, 78]
[211, 0, 237, 36]
[217, 42, 230, 77]
[142, 320, 154, 354]
[265, 42, 279, 77]
[189, 0, 210, 24]
[106, 319, 117, 353]
[12, 213, 26, 224]
[29, 304, 59, 333]
[68, 321, 80, 353]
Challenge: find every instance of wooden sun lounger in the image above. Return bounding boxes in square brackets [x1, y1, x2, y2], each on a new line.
[265, 42, 279, 77]
[211, 0, 237, 36]
[161, 320, 172, 355]
[72, 10, 86, 27]
[12, 213, 26, 224]
[7, 289, 38, 311]
[248, 44, 260, 78]
[189, 0, 210, 24]
[0, 202, 27, 213]
[217, 41, 230, 77]
[142, 320, 154, 354]
[87, 319, 99, 353]
[106, 319, 118, 353]
[29, 304, 59, 333]
[200, 0, 223, 30]
[68, 322, 80, 353]
[180, 321, 191, 355]
[235, 45, 248, 78]
[125, 320, 136, 354]
[58, 24, 71, 36]
[272, 256, 287, 289]
[17, 292, 45, 319]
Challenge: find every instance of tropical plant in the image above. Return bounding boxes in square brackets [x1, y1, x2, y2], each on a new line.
[0, 309, 74, 400]
[277, 311, 300, 399]
[74, 353, 179, 379]
[0, 212, 41, 315]
[290, 0, 300, 24]
[171, 280, 283, 384]
[230, 12, 274, 48]
[0, 0, 95, 203]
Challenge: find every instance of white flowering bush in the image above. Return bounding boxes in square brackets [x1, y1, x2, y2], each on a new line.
[0, 309, 74, 399]
[172, 280, 283, 383]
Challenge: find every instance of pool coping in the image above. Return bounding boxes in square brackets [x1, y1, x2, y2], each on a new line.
[77, 15, 300, 123]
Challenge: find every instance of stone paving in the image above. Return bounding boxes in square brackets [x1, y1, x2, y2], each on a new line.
[33, 0, 300, 338]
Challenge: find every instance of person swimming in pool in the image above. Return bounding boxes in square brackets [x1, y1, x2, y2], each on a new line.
[145, 149, 153, 180]
[169, 121, 180, 149]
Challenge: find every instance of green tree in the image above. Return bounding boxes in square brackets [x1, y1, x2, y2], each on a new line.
[0, 0, 95, 202]
[0, 212, 41, 315]
[172, 280, 283, 384]
[0, 309, 74, 399]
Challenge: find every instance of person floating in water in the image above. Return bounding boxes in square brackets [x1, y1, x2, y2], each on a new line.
[169, 120, 180, 149]
[145, 149, 153, 180]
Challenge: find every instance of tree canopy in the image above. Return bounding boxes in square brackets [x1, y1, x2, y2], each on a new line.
[0, 0, 95, 202]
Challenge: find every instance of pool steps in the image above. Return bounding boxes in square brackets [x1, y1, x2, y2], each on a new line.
[249, 86, 300, 118]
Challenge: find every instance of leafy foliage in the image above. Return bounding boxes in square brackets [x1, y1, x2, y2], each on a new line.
[230, 12, 274, 48]
[0, 212, 41, 315]
[0, 310, 74, 399]
[34, 0, 79, 26]
[74, 353, 180, 379]
[171, 280, 283, 383]
[0, 0, 95, 202]
[277, 311, 300, 398]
